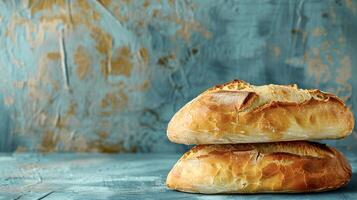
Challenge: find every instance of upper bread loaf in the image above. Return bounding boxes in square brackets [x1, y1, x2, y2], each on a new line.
[167, 80, 354, 144]
[166, 141, 352, 193]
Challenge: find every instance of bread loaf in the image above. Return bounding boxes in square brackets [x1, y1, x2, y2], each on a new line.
[166, 141, 351, 193]
[167, 80, 354, 144]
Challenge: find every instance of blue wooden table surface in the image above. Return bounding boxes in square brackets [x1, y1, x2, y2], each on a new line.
[0, 150, 356, 200]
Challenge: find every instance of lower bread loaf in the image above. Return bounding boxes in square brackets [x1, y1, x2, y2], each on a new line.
[166, 141, 351, 193]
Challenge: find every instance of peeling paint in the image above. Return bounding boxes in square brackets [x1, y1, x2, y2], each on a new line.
[110, 46, 133, 77]
[157, 54, 176, 66]
[40, 130, 59, 152]
[100, 91, 128, 112]
[47, 52, 61, 60]
[88, 140, 126, 153]
[91, 27, 113, 55]
[29, 0, 66, 15]
[139, 48, 149, 64]
[54, 114, 67, 129]
[98, 0, 112, 8]
[74, 46, 91, 80]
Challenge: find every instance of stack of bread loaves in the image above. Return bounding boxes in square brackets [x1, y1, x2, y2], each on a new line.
[166, 80, 354, 194]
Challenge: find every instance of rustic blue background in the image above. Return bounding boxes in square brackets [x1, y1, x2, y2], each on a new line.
[0, 0, 356, 153]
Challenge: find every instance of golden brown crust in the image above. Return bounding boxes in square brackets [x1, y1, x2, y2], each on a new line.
[167, 80, 354, 144]
[166, 141, 352, 194]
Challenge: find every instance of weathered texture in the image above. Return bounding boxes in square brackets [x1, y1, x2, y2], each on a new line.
[0, 0, 356, 152]
[0, 152, 356, 199]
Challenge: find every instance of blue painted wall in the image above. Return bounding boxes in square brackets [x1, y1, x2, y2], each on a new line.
[0, 0, 356, 152]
